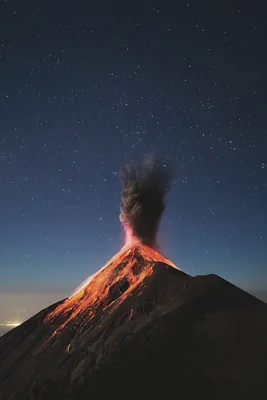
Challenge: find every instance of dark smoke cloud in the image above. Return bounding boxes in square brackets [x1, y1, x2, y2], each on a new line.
[119, 156, 171, 247]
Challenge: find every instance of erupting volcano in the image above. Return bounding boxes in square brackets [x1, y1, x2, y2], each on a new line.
[0, 158, 267, 400]
[41, 156, 179, 344]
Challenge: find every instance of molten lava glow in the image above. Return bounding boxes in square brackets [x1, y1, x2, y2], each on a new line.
[44, 243, 179, 343]
[123, 225, 140, 248]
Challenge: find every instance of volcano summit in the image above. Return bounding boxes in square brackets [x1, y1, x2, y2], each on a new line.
[0, 158, 266, 400]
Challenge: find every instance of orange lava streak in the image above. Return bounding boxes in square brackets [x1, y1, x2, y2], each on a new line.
[44, 243, 179, 341]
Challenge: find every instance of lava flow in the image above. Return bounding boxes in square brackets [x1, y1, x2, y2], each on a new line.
[45, 243, 178, 333]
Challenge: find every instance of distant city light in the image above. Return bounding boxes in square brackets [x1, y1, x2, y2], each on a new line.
[0, 322, 21, 327]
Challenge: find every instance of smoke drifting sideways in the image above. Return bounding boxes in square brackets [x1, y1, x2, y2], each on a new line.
[120, 156, 172, 248]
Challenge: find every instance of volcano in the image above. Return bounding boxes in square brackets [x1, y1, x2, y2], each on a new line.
[1, 158, 267, 399]
[0, 244, 267, 399]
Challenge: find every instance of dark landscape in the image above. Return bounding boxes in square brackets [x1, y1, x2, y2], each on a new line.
[0, 244, 267, 399]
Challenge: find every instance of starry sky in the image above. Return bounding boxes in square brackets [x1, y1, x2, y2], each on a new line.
[1, 0, 267, 309]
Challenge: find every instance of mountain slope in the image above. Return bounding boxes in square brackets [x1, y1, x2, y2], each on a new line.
[0, 245, 266, 399]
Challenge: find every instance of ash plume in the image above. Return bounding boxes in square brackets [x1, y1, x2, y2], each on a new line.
[120, 156, 171, 248]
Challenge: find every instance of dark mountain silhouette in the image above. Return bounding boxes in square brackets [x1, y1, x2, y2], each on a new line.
[0, 244, 266, 400]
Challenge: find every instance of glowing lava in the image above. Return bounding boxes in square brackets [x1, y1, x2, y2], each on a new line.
[122, 224, 140, 248]
[44, 243, 179, 342]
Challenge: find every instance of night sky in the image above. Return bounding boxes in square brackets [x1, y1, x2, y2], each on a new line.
[1, 0, 267, 310]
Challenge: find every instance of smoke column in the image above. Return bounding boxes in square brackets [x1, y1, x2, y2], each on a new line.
[120, 156, 171, 248]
